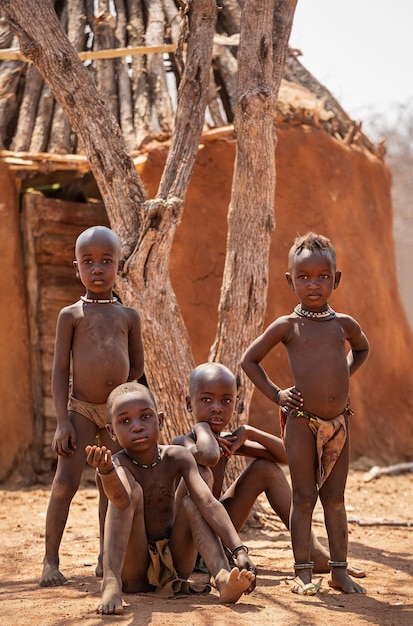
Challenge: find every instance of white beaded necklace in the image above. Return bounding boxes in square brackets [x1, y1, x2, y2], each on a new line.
[294, 304, 336, 320]
[81, 295, 118, 304]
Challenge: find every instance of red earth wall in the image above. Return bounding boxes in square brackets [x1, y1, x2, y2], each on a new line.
[0, 165, 33, 481]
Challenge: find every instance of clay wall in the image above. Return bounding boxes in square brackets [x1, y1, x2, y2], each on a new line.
[0, 165, 33, 481]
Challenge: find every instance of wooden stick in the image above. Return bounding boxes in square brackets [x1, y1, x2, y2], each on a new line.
[0, 44, 177, 62]
[0, 34, 240, 62]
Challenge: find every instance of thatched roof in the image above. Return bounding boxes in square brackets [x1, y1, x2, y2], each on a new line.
[0, 1, 381, 168]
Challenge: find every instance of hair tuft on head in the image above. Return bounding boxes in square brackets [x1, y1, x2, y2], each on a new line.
[288, 232, 337, 269]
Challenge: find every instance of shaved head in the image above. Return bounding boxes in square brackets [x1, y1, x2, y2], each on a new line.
[188, 363, 236, 398]
[75, 226, 121, 258]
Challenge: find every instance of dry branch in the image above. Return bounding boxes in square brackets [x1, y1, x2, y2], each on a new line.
[363, 462, 413, 482]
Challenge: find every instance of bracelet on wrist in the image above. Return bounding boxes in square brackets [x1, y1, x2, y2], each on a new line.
[275, 390, 281, 405]
[97, 465, 115, 476]
[231, 544, 249, 559]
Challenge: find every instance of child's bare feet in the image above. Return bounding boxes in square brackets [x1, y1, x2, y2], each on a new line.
[214, 567, 255, 603]
[97, 578, 124, 615]
[328, 568, 366, 594]
[39, 558, 67, 587]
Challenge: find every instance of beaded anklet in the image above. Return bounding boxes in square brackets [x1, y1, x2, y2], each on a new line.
[328, 560, 348, 568]
[294, 561, 314, 570]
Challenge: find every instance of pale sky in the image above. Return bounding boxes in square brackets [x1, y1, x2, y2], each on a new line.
[290, 1, 413, 122]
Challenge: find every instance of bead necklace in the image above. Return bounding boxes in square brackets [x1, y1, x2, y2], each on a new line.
[294, 304, 336, 320]
[122, 447, 161, 469]
[81, 295, 118, 304]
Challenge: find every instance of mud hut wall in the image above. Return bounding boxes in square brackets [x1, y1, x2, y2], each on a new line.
[0, 164, 33, 481]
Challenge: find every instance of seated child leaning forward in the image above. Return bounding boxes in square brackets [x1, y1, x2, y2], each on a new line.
[241, 232, 369, 595]
[86, 382, 256, 615]
[40, 225, 144, 588]
[173, 362, 365, 579]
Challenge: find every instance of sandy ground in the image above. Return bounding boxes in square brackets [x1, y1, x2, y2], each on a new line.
[0, 465, 412, 626]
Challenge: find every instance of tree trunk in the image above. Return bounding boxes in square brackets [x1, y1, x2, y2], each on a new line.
[211, 0, 296, 398]
[210, 0, 297, 487]
[119, 0, 219, 440]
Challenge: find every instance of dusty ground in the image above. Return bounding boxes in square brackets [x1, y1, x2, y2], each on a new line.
[1, 465, 412, 626]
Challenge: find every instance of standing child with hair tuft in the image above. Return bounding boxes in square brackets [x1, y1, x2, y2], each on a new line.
[241, 232, 369, 595]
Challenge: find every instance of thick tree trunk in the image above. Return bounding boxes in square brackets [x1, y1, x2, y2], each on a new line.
[210, 0, 297, 486]
[119, 0, 218, 440]
[211, 0, 296, 396]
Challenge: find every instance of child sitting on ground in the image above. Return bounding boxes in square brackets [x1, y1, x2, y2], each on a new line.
[86, 382, 256, 615]
[173, 362, 365, 580]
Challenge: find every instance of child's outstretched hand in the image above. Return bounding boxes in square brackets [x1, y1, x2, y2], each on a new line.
[85, 445, 114, 475]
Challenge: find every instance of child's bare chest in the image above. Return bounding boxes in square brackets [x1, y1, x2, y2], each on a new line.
[292, 318, 344, 342]
[132, 464, 178, 506]
[139, 472, 179, 537]
[74, 310, 129, 348]
[288, 320, 348, 375]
